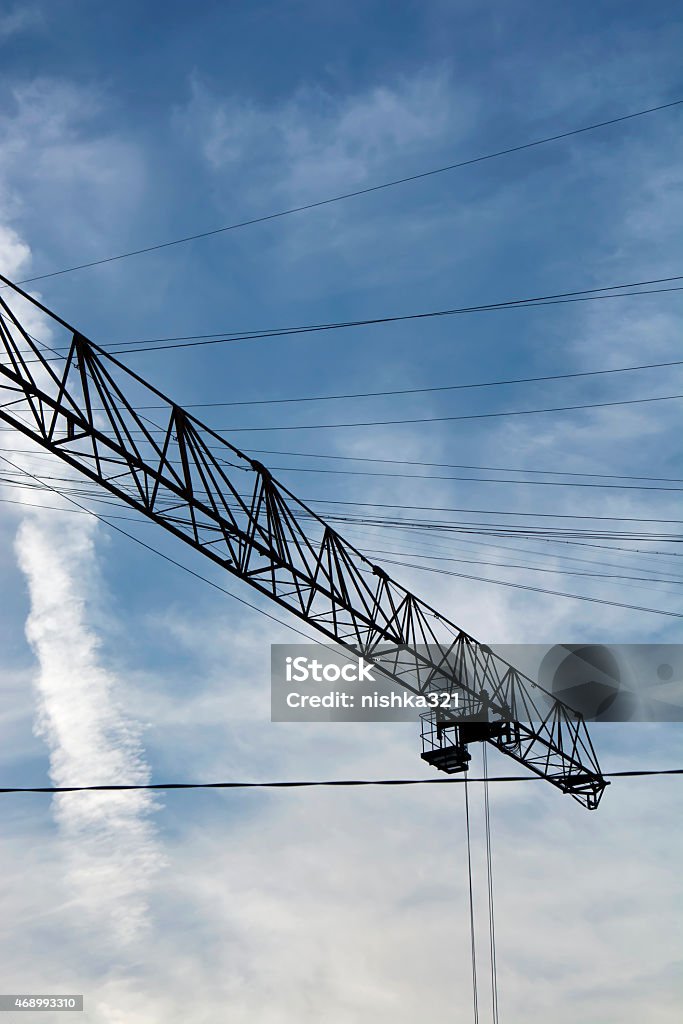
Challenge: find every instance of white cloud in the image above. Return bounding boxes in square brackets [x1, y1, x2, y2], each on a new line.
[14, 511, 163, 946]
[0, 217, 162, 950]
[181, 67, 468, 199]
[0, 78, 145, 267]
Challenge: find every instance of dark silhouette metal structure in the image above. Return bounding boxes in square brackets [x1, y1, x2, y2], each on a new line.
[0, 274, 607, 808]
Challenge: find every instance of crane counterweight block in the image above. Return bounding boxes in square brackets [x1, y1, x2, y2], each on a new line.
[0, 273, 609, 809]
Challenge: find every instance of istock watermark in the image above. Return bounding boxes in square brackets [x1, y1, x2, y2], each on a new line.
[271, 645, 460, 722]
[285, 655, 376, 684]
[271, 643, 683, 724]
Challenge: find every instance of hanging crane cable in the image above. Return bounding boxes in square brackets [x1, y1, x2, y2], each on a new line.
[482, 745, 500, 1024]
[464, 773, 480, 1024]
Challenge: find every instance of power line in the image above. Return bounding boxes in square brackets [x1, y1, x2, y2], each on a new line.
[3, 434, 682, 493]
[207, 392, 683, 433]
[3, 444, 683, 517]
[5, 486, 683, 605]
[300, 510, 683, 542]
[0, 769, 680, 794]
[243, 447, 683, 486]
[5, 454, 683, 516]
[8, 488, 676, 590]
[373, 554, 683, 619]
[26, 357, 683, 407]
[296, 498, 683, 525]
[4, 471, 682, 594]
[103, 283, 683, 355]
[336, 520, 683, 583]
[4, 470, 681, 546]
[4, 473, 681, 616]
[233, 460, 683, 492]
[4, 462, 682, 552]
[342, 521, 683, 558]
[19, 279, 683, 363]
[360, 544, 683, 588]
[15, 97, 683, 287]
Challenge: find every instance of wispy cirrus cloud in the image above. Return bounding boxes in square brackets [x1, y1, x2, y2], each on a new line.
[0, 218, 162, 948]
[15, 511, 163, 946]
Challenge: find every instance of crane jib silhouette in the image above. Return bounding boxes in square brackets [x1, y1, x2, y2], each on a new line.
[0, 273, 607, 809]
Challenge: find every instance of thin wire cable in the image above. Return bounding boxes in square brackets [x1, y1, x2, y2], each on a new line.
[0, 769, 680, 794]
[3, 468, 683, 562]
[102, 284, 683, 355]
[4, 469, 683, 614]
[15, 97, 683, 287]
[335, 520, 683, 584]
[72, 358, 683, 405]
[20, 279, 683, 362]
[2, 437, 682, 493]
[4, 480, 682, 596]
[3, 448, 683, 526]
[206, 392, 683, 433]
[6, 438, 683, 492]
[4, 426, 674, 489]
[3, 485, 683, 607]
[1, 454, 681, 650]
[5, 451, 683, 515]
[464, 773, 480, 1024]
[243, 447, 683, 486]
[218, 461, 683, 493]
[482, 745, 500, 1024]
[371, 554, 683, 619]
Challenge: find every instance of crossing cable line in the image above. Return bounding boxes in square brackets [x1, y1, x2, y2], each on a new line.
[203, 392, 683, 434]
[3, 461, 683, 581]
[66, 358, 683, 404]
[5, 450, 683, 514]
[14, 97, 683, 287]
[3, 470, 682, 553]
[370, 554, 683, 619]
[288, 497, 683, 526]
[207, 461, 683, 493]
[5, 434, 683, 492]
[15, 343, 683, 407]
[4, 484, 682, 598]
[2, 490, 682, 605]
[17, 278, 683, 361]
[86, 284, 683, 356]
[4, 467, 681, 588]
[357, 543, 683, 589]
[335, 523, 683, 585]
[323, 514, 683, 543]
[242, 448, 683, 486]
[0, 769, 681, 795]
[1, 455, 680, 635]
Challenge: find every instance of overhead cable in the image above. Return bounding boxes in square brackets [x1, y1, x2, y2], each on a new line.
[15, 97, 683, 287]
[1, 769, 681, 795]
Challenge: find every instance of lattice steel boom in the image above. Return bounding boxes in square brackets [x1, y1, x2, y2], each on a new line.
[0, 274, 608, 808]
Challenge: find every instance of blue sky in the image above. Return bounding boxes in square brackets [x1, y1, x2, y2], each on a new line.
[0, 2, 682, 1022]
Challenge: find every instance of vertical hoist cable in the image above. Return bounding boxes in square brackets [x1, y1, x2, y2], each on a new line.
[464, 772, 480, 1023]
[483, 744, 500, 1023]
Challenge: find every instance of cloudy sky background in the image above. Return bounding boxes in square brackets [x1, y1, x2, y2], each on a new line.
[0, 2, 681, 1021]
